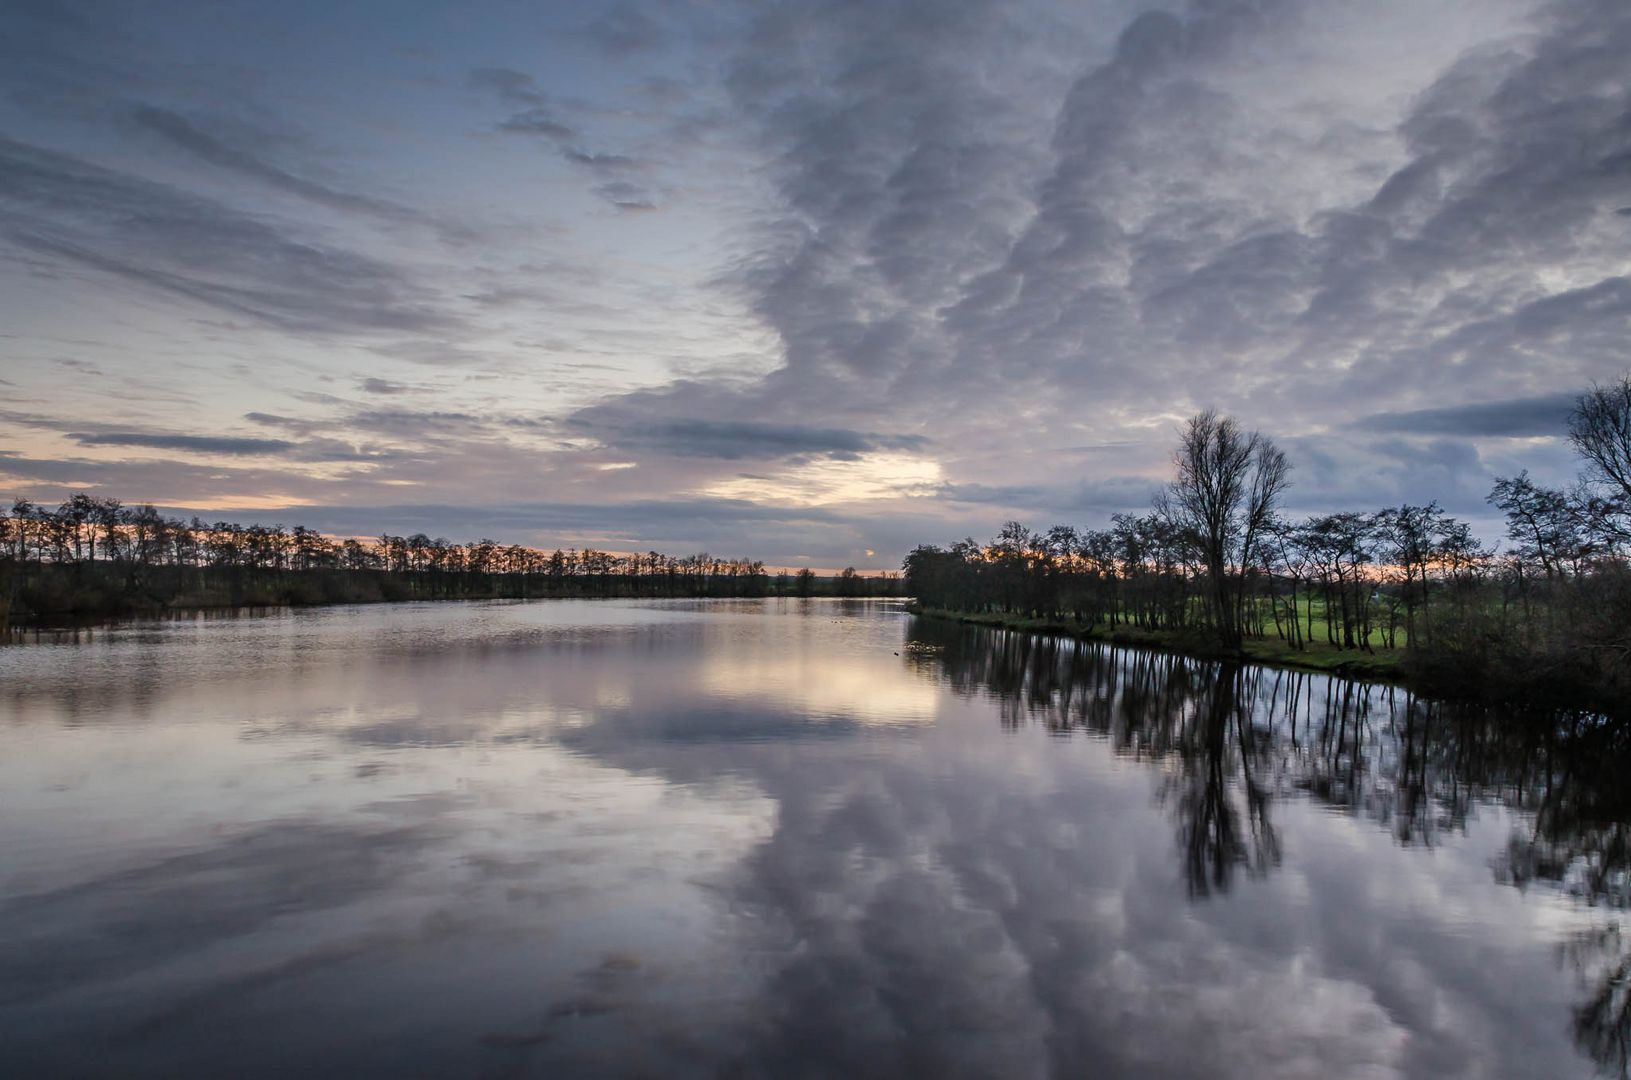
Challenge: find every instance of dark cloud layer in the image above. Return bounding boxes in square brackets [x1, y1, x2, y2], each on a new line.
[359, 378, 414, 396]
[1360, 393, 1579, 438]
[69, 432, 297, 456]
[576, 413, 929, 462]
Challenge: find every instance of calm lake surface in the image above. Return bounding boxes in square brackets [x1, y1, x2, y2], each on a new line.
[2, 599, 1627, 1078]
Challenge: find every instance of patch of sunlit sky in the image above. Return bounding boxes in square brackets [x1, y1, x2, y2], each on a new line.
[700, 453, 945, 508]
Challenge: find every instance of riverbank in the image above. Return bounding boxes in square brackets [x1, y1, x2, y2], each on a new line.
[0, 563, 902, 630]
[907, 604, 1409, 683]
[908, 603, 1631, 717]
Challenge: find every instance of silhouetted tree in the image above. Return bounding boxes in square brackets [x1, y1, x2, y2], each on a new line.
[1162, 410, 1291, 649]
[1572, 377, 1631, 503]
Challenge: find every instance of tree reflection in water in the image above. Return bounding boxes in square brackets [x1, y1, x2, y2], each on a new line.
[1564, 925, 1631, 1079]
[1169, 664, 1280, 898]
[906, 615, 1631, 1073]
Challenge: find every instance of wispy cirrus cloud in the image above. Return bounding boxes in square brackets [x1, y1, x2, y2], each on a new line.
[468, 66, 660, 211]
[0, 136, 457, 336]
[127, 104, 418, 222]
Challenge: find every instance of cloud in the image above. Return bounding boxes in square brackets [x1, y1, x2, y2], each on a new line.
[358, 378, 414, 396]
[69, 432, 297, 456]
[344, 409, 485, 437]
[592, 180, 657, 210]
[938, 475, 1160, 516]
[128, 104, 416, 221]
[243, 412, 319, 433]
[563, 149, 640, 172]
[935, 481, 1054, 507]
[1359, 393, 1578, 438]
[47, 425, 381, 465]
[471, 68, 580, 140]
[495, 109, 577, 139]
[467, 67, 548, 108]
[165, 496, 855, 554]
[576, 414, 929, 462]
[545, 0, 1630, 546]
[0, 136, 456, 336]
[468, 65, 658, 209]
[578, 5, 670, 58]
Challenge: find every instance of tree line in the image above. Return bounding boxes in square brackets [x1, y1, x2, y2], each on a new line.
[905, 378, 1631, 708]
[0, 500, 897, 623]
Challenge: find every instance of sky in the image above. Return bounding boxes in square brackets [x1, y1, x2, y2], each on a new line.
[2, 0, 1628, 568]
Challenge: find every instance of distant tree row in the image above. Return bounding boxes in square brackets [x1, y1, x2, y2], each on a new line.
[906, 379, 1631, 707]
[0, 501, 897, 622]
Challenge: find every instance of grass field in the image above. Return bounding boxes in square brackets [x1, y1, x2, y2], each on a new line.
[1253, 595, 1408, 651]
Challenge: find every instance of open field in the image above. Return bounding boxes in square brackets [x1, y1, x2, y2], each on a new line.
[1252, 595, 1409, 651]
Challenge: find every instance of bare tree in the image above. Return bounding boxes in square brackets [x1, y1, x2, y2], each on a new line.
[1569, 377, 1631, 551]
[1489, 472, 1589, 581]
[1571, 377, 1631, 502]
[1164, 409, 1292, 649]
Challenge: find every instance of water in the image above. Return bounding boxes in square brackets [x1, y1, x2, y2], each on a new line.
[1, 598, 1625, 1078]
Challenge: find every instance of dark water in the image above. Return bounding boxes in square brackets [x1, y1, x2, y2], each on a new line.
[1, 599, 1627, 1078]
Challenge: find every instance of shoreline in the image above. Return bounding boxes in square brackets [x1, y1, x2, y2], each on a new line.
[906, 604, 1410, 686]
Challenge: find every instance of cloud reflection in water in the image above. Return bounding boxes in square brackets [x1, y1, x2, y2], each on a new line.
[0, 600, 1624, 1077]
